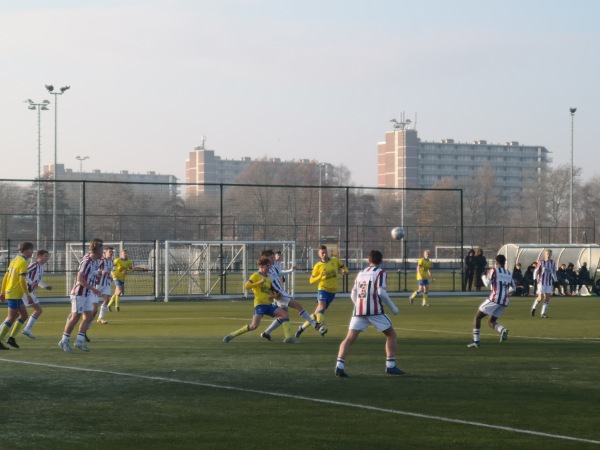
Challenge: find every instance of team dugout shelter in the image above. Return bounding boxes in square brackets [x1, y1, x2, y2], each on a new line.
[498, 244, 600, 279]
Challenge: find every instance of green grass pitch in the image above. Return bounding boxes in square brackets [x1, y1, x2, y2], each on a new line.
[0, 295, 599, 449]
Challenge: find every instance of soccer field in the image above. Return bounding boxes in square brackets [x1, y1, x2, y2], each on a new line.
[1, 296, 599, 449]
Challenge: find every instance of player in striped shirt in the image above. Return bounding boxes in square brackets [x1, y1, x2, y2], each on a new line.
[21, 250, 53, 339]
[58, 239, 103, 353]
[467, 254, 515, 348]
[96, 247, 115, 325]
[335, 250, 405, 377]
[260, 249, 324, 343]
[531, 249, 557, 319]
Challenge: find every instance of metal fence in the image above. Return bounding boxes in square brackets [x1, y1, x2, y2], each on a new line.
[0, 179, 596, 298]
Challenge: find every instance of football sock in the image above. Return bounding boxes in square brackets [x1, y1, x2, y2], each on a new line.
[231, 325, 250, 338]
[98, 305, 108, 320]
[107, 296, 116, 308]
[114, 296, 120, 309]
[472, 328, 480, 343]
[264, 318, 283, 335]
[61, 332, 71, 343]
[422, 294, 428, 305]
[299, 309, 316, 326]
[301, 314, 317, 330]
[336, 358, 345, 370]
[386, 357, 396, 369]
[24, 314, 38, 332]
[494, 324, 505, 334]
[9, 319, 25, 338]
[315, 310, 325, 324]
[281, 319, 291, 338]
[0, 321, 13, 340]
[76, 332, 85, 343]
[410, 291, 418, 300]
[541, 302, 549, 315]
[531, 299, 538, 310]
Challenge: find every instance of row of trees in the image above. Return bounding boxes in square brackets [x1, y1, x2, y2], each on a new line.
[0, 160, 595, 268]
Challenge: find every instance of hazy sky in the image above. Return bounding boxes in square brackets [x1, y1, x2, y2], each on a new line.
[1, 0, 598, 187]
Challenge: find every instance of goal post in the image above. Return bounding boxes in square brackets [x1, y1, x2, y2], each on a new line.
[162, 240, 296, 301]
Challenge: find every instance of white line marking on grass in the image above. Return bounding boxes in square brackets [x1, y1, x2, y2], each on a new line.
[1, 358, 599, 445]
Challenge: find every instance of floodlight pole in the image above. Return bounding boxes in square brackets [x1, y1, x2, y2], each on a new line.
[27, 100, 50, 250]
[569, 107, 576, 244]
[46, 84, 70, 270]
[390, 114, 412, 260]
[318, 163, 326, 245]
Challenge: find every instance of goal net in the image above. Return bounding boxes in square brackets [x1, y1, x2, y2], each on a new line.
[65, 241, 156, 299]
[162, 240, 295, 301]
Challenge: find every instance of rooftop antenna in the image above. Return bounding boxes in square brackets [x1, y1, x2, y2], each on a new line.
[413, 112, 417, 130]
[200, 135, 207, 149]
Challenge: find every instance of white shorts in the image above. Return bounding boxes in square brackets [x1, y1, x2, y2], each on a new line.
[275, 293, 292, 308]
[537, 284, 553, 295]
[348, 314, 394, 333]
[478, 299, 506, 318]
[98, 285, 112, 296]
[70, 295, 93, 314]
[89, 293, 101, 304]
[22, 292, 40, 306]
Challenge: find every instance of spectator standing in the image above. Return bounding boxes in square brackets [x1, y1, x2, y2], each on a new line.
[464, 249, 476, 291]
[474, 248, 487, 292]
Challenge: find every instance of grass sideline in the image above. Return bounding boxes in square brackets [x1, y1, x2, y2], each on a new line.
[0, 296, 599, 449]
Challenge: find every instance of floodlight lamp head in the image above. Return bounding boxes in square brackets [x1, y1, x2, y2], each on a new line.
[43, 100, 50, 104]
[45, 85, 54, 92]
[28, 105, 36, 110]
[390, 119, 397, 123]
[570, 107, 577, 114]
[27, 99, 34, 104]
[41, 106, 49, 110]
[406, 119, 412, 124]
[60, 86, 70, 93]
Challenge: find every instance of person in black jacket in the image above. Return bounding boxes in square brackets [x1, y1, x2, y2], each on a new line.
[565, 263, 578, 296]
[555, 264, 568, 296]
[512, 263, 524, 295]
[464, 249, 476, 291]
[522, 262, 537, 296]
[577, 262, 593, 295]
[474, 248, 487, 292]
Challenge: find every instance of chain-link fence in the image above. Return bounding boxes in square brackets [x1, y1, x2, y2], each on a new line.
[1, 179, 595, 297]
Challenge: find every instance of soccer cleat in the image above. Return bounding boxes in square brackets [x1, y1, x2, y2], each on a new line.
[500, 329, 509, 342]
[260, 332, 272, 341]
[74, 340, 90, 352]
[116, 307, 120, 312]
[541, 314, 549, 319]
[294, 326, 305, 338]
[223, 334, 233, 343]
[84, 333, 91, 343]
[467, 342, 480, 348]
[6, 337, 19, 348]
[335, 367, 349, 378]
[283, 337, 300, 344]
[97, 319, 108, 325]
[385, 367, 406, 376]
[58, 340, 73, 353]
[0, 341, 9, 350]
[318, 326, 328, 337]
[22, 329, 36, 339]
[108, 306, 112, 312]
[531, 309, 536, 317]
[410, 296, 414, 305]
[422, 303, 429, 307]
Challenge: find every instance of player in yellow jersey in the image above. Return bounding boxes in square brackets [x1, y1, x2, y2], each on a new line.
[409, 249, 434, 306]
[0, 242, 35, 350]
[107, 249, 146, 312]
[296, 245, 348, 337]
[223, 257, 290, 343]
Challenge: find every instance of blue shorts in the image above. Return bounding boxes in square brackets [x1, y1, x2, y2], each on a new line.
[317, 290, 336, 308]
[115, 279, 125, 294]
[254, 304, 279, 317]
[418, 279, 430, 287]
[7, 299, 25, 310]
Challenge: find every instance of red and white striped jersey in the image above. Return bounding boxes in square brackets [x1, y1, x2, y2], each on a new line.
[351, 266, 387, 316]
[97, 257, 114, 288]
[70, 253, 99, 297]
[26, 261, 44, 293]
[485, 267, 515, 306]
[534, 259, 557, 287]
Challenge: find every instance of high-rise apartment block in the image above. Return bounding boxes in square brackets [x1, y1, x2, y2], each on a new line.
[378, 129, 551, 201]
